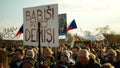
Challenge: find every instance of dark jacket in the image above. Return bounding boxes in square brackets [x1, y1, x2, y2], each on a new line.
[113, 61, 120, 68]
[55, 60, 74, 68]
[74, 58, 101, 68]
[9, 61, 23, 68]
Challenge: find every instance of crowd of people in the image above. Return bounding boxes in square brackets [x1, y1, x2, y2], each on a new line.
[0, 42, 120, 68]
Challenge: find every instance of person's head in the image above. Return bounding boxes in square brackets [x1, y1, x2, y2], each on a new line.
[26, 49, 35, 58]
[12, 48, 25, 62]
[96, 49, 103, 56]
[106, 49, 117, 63]
[77, 49, 90, 65]
[61, 50, 70, 63]
[43, 56, 56, 66]
[101, 63, 114, 68]
[71, 46, 80, 56]
[43, 47, 53, 58]
[0, 49, 9, 68]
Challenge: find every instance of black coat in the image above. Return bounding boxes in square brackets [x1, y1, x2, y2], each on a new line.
[9, 61, 23, 68]
[74, 58, 101, 68]
[113, 61, 120, 68]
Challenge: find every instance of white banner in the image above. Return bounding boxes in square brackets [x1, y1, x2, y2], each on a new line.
[23, 4, 59, 47]
[2, 27, 22, 40]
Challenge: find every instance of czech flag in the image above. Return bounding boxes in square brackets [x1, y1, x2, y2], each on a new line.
[67, 19, 77, 31]
[16, 24, 23, 37]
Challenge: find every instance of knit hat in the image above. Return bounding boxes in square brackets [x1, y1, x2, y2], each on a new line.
[61, 50, 70, 59]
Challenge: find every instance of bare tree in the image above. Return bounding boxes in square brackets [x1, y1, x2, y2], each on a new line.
[0, 32, 2, 40]
[96, 25, 110, 34]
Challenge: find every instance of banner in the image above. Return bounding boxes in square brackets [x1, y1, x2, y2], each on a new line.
[59, 14, 67, 35]
[2, 27, 22, 40]
[23, 4, 59, 47]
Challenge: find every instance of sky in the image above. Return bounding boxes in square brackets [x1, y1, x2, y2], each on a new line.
[0, 0, 120, 34]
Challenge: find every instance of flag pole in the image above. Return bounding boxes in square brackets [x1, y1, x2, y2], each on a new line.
[38, 22, 41, 67]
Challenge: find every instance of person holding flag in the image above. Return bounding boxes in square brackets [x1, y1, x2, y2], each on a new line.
[66, 19, 77, 48]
